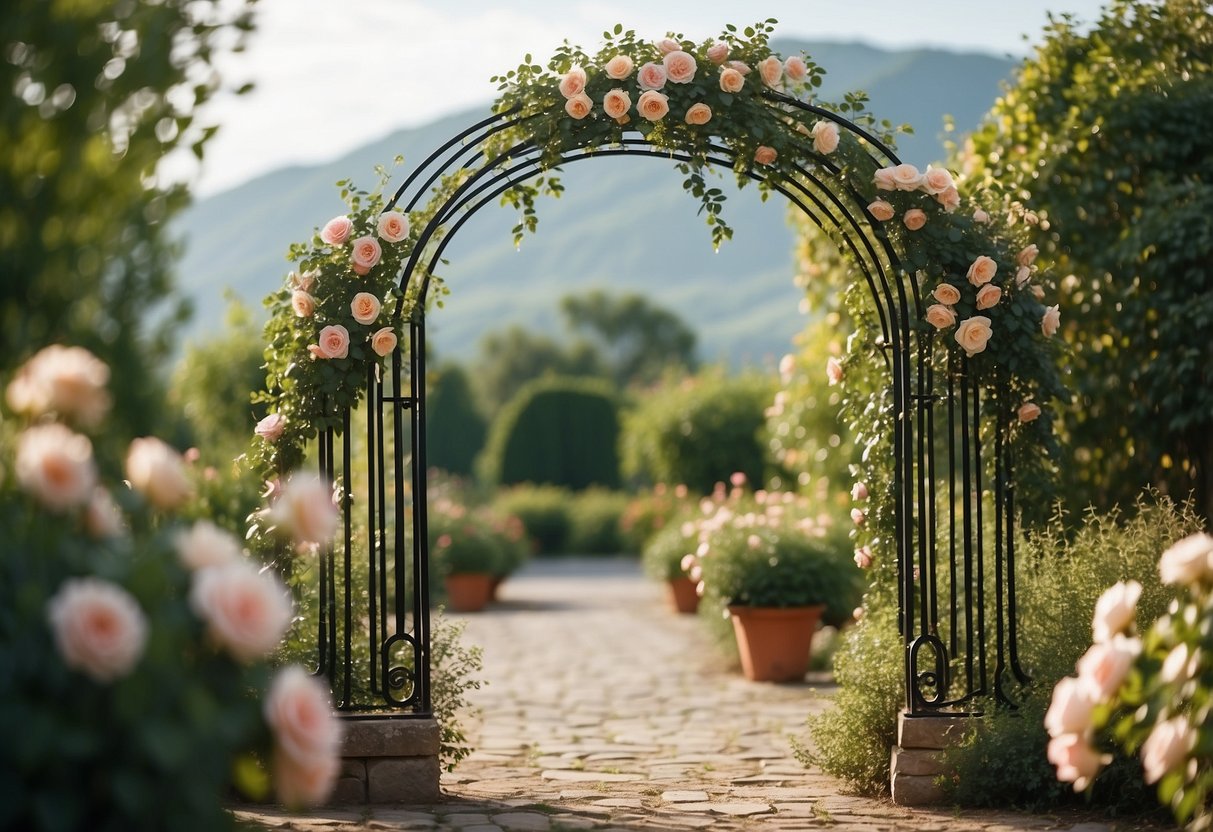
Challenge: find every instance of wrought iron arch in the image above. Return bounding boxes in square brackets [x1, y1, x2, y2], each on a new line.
[313, 92, 1028, 719]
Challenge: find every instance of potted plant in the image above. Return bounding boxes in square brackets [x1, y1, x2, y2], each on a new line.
[430, 512, 507, 613]
[642, 520, 701, 614]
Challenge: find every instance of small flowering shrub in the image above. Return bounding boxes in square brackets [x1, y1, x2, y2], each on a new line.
[620, 482, 694, 553]
[490, 484, 575, 555]
[429, 501, 520, 577]
[642, 514, 700, 582]
[1048, 532, 1213, 829]
[0, 346, 342, 830]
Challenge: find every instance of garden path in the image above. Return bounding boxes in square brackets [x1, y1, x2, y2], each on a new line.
[239, 558, 1156, 832]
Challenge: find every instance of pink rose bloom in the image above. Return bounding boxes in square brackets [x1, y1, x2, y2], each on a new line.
[851, 482, 869, 501]
[933, 283, 962, 305]
[719, 67, 745, 94]
[637, 61, 667, 91]
[1159, 532, 1213, 586]
[370, 326, 398, 357]
[892, 163, 925, 191]
[853, 606, 865, 622]
[680, 554, 697, 573]
[663, 50, 697, 84]
[975, 284, 1002, 310]
[1161, 643, 1195, 683]
[558, 65, 587, 98]
[850, 508, 866, 526]
[954, 316, 994, 357]
[376, 210, 409, 243]
[967, 255, 998, 286]
[15, 423, 97, 513]
[784, 55, 807, 81]
[873, 166, 898, 190]
[1076, 633, 1141, 700]
[274, 747, 340, 809]
[313, 324, 350, 360]
[656, 37, 681, 55]
[1017, 244, 1039, 267]
[728, 60, 752, 75]
[291, 291, 316, 318]
[602, 88, 631, 120]
[85, 488, 125, 539]
[265, 665, 341, 766]
[903, 209, 927, 231]
[190, 560, 292, 662]
[1142, 717, 1195, 785]
[604, 54, 634, 80]
[637, 90, 669, 121]
[176, 519, 243, 571]
[1044, 676, 1097, 738]
[729, 471, 747, 488]
[758, 55, 783, 87]
[936, 186, 961, 212]
[1016, 266, 1032, 287]
[973, 208, 991, 224]
[810, 121, 840, 154]
[5, 345, 111, 427]
[1041, 305, 1061, 337]
[754, 145, 778, 165]
[868, 200, 894, 221]
[564, 92, 593, 120]
[320, 216, 353, 246]
[255, 412, 286, 442]
[922, 166, 955, 195]
[350, 292, 382, 325]
[826, 356, 844, 385]
[125, 436, 192, 510]
[272, 473, 340, 546]
[853, 546, 873, 569]
[778, 353, 795, 382]
[684, 102, 712, 125]
[706, 42, 729, 65]
[47, 577, 147, 683]
[1092, 580, 1142, 643]
[925, 304, 957, 330]
[1017, 402, 1042, 423]
[350, 236, 382, 276]
[1048, 733, 1106, 791]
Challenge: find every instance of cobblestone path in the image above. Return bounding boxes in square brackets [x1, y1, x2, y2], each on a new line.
[240, 558, 1166, 832]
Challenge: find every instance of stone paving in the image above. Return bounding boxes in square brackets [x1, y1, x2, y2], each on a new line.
[238, 558, 1171, 832]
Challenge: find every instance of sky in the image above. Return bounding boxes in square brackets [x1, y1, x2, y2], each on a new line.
[183, 0, 1111, 196]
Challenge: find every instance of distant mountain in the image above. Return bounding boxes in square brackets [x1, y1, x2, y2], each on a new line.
[174, 40, 1014, 366]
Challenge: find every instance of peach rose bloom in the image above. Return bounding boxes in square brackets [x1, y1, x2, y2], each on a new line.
[826, 356, 844, 385]
[758, 55, 783, 87]
[604, 54, 634, 80]
[867, 199, 894, 221]
[1161, 643, 1194, 683]
[1075, 633, 1140, 700]
[1017, 244, 1039, 266]
[706, 42, 729, 65]
[937, 186, 961, 212]
[853, 546, 873, 569]
[1016, 266, 1032, 287]
[274, 746, 340, 809]
[811, 120, 840, 154]
[784, 55, 808, 81]
[954, 316, 993, 357]
[564, 92, 593, 120]
[778, 352, 795, 382]
[350, 236, 382, 276]
[1017, 402, 1042, 423]
[923, 166, 955, 195]
[1041, 304, 1061, 337]
[637, 61, 667, 91]
[6, 345, 111, 427]
[903, 209, 927, 231]
[851, 508, 866, 526]
[933, 282, 962, 306]
[291, 269, 317, 293]
[873, 166, 897, 190]
[558, 65, 587, 98]
[176, 519, 243, 571]
[191, 560, 292, 662]
[272, 473, 340, 546]
[320, 215, 352, 246]
[85, 487, 125, 539]
[370, 326, 398, 357]
[975, 284, 1002, 310]
[1048, 733, 1106, 791]
[602, 88, 631, 119]
[754, 146, 777, 165]
[48, 577, 148, 683]
[1159, 532, 1213, 586]
[1044, 676, 1096, 738]
[892, 163, 925, 191]
[728, 60, 752, 75]
[266, 665, 341, 764]
[663, 50, 697, 83]
[925, 304, 957, 330]
[314, 324, 350, 359]
[1092, 580, 1141, 643]
[973, 208, 991, 223]
[255, 412, 287, 441]
[656, 37, 681, 55]
[637, 90, 669, 121]
[15, 423, 97, 513]
[349, 293, 381, 325]
[966, 255, 998, 286]
[719, 67, 745, 94]
[1030, 285, 1046, 300]
[1142, 717, 1195, 785]
[684, 102, 712, 125]
[125, 436, 192, 511]
[291, 290, 315, 318]
[376, 210, 409, 243]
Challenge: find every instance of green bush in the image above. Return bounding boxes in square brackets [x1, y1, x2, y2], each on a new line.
[621, 370, 774, 494]
[567, 488, 632, 555]
[426, 363, 487, 477]
[619, 484, 695, 553]
[642, 519, 698, 582]
[429, 511, 508, 576]
[491, 484, 573, 555]
[479, 376, 621, 490]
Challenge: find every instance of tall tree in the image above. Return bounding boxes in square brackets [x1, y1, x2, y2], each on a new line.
[561, 290, 698, 388]
[1, 0, 257, 438]
[959, 0, 1213, 516]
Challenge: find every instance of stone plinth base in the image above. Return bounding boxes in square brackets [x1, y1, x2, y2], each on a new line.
[333, 716, 442, 804]
[889, 710, 971, 805]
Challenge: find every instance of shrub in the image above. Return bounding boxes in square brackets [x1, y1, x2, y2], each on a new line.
[620, 370, 775, 494]
[429, 510, 508, 576]
[426, 363, 487, 477]
[491, 484, 573, 555]
[479, 376, 621, 490]
[642, 519, 698, 582]
[619, 483, 694, 552]
[567, 488, 632, 555]
[429, 613, 485, 772]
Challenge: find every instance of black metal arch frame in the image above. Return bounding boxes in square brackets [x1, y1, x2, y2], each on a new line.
[314, 92, 1028, 720]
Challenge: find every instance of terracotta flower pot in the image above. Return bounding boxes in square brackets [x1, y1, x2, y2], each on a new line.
[666, 577, 700, 614]
[728, 604, 825, 682]
[443, 573, 495, 613]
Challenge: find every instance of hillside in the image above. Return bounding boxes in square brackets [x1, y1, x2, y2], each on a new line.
[174, 40, 1014, 366]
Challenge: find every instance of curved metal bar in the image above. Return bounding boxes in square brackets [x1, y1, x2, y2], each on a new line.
[765, 91, 904, 168]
